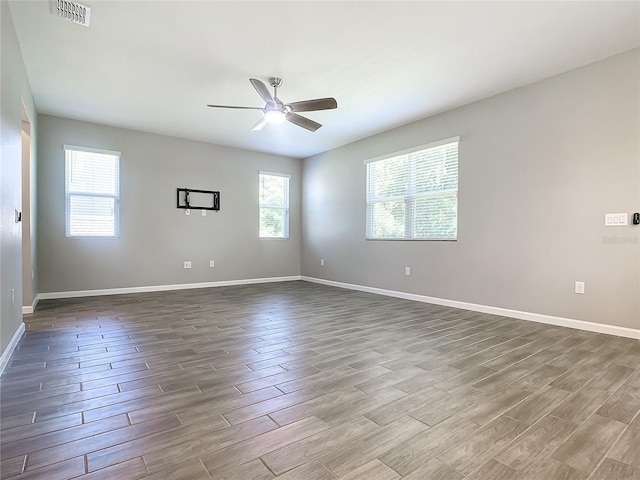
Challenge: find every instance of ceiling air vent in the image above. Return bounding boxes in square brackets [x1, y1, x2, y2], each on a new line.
[52, 0, 91, 27]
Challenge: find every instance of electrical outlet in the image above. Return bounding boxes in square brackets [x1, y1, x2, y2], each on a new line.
[320, 259, 324, 266]
[405, 267, 411, 276]
[575, 281, 585, 294]
[209, 260, 215, 268]
[185, 209, 191, 216]
[184, 261, 192, 269]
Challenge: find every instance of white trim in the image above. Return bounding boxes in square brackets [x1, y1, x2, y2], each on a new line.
[301, 276, 640, 340]
[259, 172, 290, 239]
[36, 276, 302, 300]
[63, 144, 121, 156]
[22, 295, 39, 315]
[259, 171, 291, 179]
[363, 136, 460, 164]
[0, 323, 25, 376]
[31, 275, 640, 339]
[21, 97, 32, 123]
[65, 148, 120, 238]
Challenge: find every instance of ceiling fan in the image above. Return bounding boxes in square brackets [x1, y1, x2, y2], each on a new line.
[207, 77, 337, 132]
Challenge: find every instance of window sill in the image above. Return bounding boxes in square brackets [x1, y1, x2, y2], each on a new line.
[365, 237, 457, 242]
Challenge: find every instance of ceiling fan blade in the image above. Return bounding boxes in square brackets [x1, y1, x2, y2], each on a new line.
[286, 98, 338, 112]
[286, 112, 322, 132]
[251, 117, 268, 132]
[249, 78, 275, 104]
[207, 104, 263, 110]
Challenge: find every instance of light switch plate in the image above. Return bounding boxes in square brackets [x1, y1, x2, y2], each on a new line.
[605, 213, 627, 226]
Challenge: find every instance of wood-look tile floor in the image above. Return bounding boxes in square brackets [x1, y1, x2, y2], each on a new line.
[1, 281, 639, 480]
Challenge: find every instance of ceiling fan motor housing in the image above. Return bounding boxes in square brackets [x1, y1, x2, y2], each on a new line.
[269, 77, 283, 88]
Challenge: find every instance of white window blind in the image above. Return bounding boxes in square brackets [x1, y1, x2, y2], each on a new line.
[64, 145, 120, 238]
[366, 138, 458, 240]
[259, 172, 290, 238]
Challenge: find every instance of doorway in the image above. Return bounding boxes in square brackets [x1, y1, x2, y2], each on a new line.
[21, 103, 35, 314]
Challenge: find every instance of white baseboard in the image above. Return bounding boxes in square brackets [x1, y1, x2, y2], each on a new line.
[28, 275, 640, 340]
[22, 295, 39, 315]
[0, 322, 25, 376]
[301, 276, 640, 340]
[36, 276, 303, 301]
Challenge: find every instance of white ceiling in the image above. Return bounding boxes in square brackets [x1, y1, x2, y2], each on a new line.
[9, 1, 639, 159]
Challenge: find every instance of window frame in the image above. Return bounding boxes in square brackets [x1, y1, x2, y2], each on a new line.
[64, 144, 121, 239]
[365, 137, 459, 241]
[258, 171, 290, 239]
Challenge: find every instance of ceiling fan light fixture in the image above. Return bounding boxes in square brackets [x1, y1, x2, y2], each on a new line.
[207, 77, 336, 132]
[265, 109, 286, 124]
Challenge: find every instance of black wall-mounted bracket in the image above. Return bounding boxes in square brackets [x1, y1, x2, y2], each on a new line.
[176, 188, 220, 211]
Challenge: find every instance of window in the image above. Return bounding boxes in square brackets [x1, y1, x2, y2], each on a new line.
[366, 137, 459, 240]
[259, 172, 289, 238]
[64, 145, 120, 238]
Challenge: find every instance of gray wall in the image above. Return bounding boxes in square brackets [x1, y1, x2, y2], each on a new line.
[302, 49, 640, 330]
[37, 116, 301, 293]
[1, 2, 37, 354]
